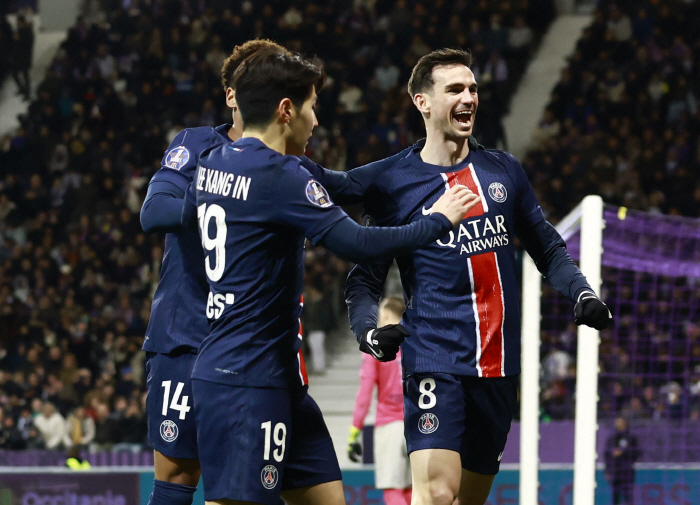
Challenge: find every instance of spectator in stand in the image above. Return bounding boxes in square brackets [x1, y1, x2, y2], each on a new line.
[0, 15, 13, 85]
[349, 297, 411, 505]
[528, 2, 700, 221]
[604, 417, 641, 505]
[11, 14, 33, 101]
[65, 405, 95, 451]
[375, 56, 400, 92]
[302, 284, 334, 375]
[33, 402, 69, 450]
[0, 413, 26, 450]
[91, 401, 114, 451]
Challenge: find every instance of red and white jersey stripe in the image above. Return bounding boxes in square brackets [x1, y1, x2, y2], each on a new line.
[443, 166, 505, 378]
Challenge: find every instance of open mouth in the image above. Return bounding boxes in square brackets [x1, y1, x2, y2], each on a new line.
[453, 109, 473, 128]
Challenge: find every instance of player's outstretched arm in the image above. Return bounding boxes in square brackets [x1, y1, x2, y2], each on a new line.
[511, 156, 611, 329]
[140, 172, 188, 232]
[517, 212, 611, 330]
[300, 146, 412, 205]
[318, 185, 479, 263]
[305, 137, 483, 205]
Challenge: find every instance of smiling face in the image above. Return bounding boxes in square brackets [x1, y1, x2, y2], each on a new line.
[415, 64, 478, 140]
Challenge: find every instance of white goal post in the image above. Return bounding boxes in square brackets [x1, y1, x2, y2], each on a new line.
[520, 195, 604, 505]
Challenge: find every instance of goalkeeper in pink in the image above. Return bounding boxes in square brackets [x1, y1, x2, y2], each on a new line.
[348, 297, 412, 505]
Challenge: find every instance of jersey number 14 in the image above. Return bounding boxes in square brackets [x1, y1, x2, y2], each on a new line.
[161, 380, 191, 420]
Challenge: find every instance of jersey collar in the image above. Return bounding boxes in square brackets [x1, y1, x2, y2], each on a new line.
[215, 123, 233, 140]
[408, 136, 483, 173]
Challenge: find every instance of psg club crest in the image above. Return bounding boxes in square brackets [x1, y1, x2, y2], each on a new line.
[418, 413, 439, 434]
[160, 420, 179, 442]
[164, 146, 190, 170]
[261, 465, 279, 489]
[488, 182, 507, 203]
[305, 180, 333, 208]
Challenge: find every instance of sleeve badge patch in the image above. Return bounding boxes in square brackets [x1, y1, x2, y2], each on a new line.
[305, 180, 333, 208]
[164, 146, 190, 170]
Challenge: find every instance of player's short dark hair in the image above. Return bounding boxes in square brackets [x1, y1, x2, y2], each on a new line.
[221, 39, 290, 91]
[233, 49, 325, 128]
[407, 48, 473, 97]
[379, 297, 405, 317]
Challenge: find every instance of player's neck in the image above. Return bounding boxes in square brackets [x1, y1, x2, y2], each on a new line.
[227, 124, 242, 142]
[242, 126, 288, 155]
[420, 133, 470, 167]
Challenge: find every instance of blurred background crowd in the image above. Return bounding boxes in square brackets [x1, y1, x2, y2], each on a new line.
[0, 0, 697, 453]
[528, 1, 700, 424]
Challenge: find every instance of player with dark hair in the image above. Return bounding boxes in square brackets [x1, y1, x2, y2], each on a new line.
[345, 48, 612, 505]
[187, 49, 479, 505]
[139, 39, 288, 505]
[140, 38, 447, 505]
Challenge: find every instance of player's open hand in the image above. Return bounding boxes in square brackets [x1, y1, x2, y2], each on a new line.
[574, 292, 612, 330]
[359, 324, 409, 362]
[430, 184, 480, 226]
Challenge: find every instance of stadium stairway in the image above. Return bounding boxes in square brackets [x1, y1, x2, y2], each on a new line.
[503, 12, 592, 158]
[0, 14, 68, 136]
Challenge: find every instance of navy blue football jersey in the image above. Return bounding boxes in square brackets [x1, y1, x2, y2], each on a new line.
[191, 138, 348, 388]
[142, 125, 232, 354]
[348, 147, 591, 378]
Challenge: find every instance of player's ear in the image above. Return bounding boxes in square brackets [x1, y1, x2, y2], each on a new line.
[278, 98, 293, 124]
[225, 87, 236, 109]
[413, 92, 430, 115]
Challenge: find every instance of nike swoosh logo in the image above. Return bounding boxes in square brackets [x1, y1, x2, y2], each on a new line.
[421, 206, 431, 215]
[366, 330, 384, 359]
[368, 347, 384, 359]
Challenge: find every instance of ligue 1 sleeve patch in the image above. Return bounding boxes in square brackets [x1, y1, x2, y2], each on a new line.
[164, 146, 190, 170]
[305, 180, 333, 208]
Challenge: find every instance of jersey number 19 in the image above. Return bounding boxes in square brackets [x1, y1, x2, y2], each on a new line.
[198, 203, 226, 282]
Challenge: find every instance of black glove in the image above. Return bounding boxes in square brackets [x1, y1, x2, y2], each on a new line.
[574, 292, 612, 330]
[359, 324, 409, 362]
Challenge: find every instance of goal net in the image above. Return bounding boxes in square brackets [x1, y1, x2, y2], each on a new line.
[520, 196, 700, 505]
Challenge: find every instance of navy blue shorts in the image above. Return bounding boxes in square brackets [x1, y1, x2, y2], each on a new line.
[404, 373, 518, 475]
[192, 380, 341, 504]
[146, 351, 198, 459]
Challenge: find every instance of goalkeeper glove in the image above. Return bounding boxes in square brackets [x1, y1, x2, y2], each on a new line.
[359, 324, 409, 362]
[574, 292, 612, 330]
[347, 426, 362, 462]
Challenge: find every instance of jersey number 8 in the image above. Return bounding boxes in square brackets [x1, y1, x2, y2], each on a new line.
[418, 378, 437, 409]
[198, 203, 227, 282]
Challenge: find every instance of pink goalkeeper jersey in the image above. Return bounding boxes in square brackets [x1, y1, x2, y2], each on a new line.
[352, 351, 404, 429]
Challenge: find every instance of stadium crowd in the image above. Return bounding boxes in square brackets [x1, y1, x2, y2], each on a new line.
[525, 2, 700, 222]
[0, 0, 551, 451]
[530, 2, 700, 423]
[0, 0, 696, 455]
